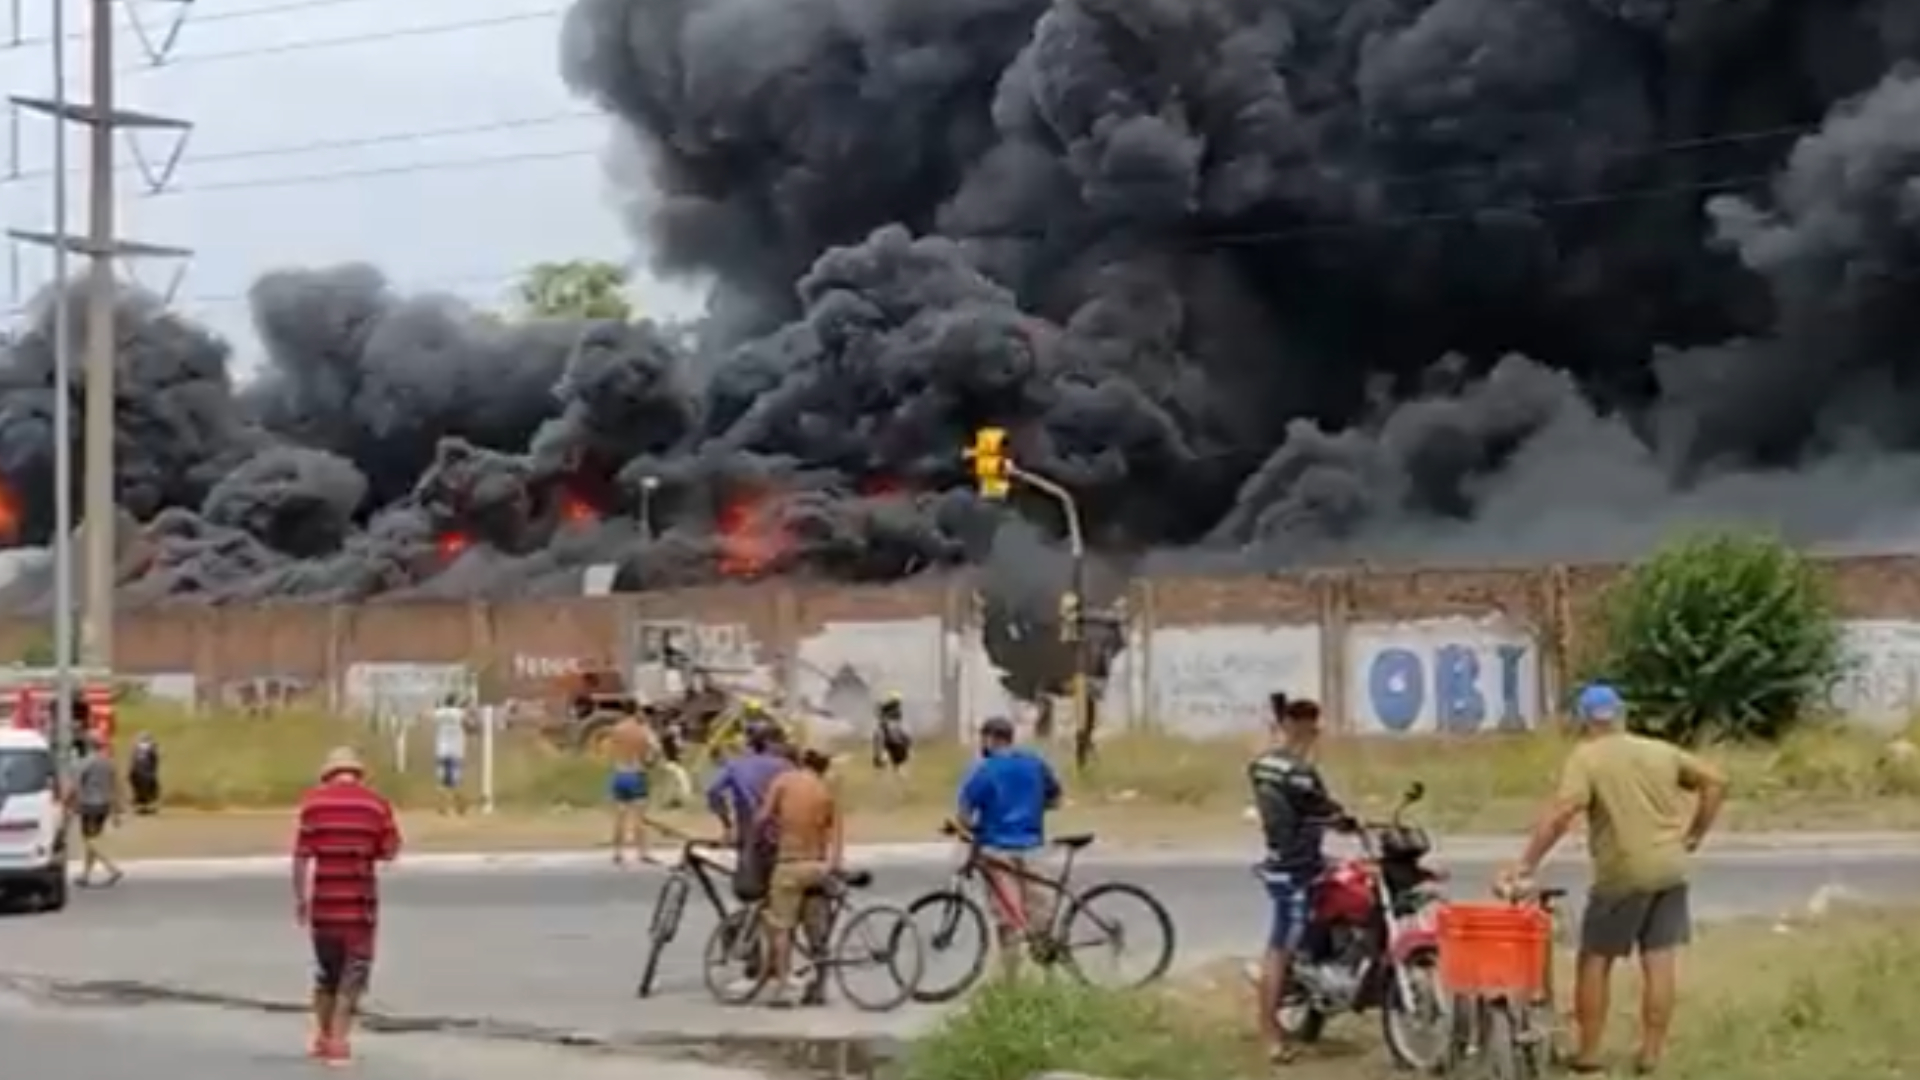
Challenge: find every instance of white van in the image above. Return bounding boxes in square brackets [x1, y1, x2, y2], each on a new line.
[0, 728, 68, 912]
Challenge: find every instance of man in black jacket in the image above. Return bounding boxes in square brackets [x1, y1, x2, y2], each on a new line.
[1248, 693, 1352, 1064]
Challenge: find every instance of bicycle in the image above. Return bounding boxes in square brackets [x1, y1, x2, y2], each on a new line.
[902, 823, 1176, 1003]
[1436, 881, 1568, 1080]
[701, 864, 925, 1012]
[636, 833, 740, 998]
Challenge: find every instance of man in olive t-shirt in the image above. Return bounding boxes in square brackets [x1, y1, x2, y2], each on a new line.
[1505, 683, 1728, 1075]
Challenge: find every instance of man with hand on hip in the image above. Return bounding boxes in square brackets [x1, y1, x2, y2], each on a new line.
[1503, 682, 1728, 1076]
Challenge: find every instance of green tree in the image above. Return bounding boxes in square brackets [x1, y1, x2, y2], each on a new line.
[1590, 531, 1842, 743]
[516, 259, 635, 321]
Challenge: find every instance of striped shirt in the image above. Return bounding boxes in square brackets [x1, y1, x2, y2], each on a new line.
[294, 779, 400, 929]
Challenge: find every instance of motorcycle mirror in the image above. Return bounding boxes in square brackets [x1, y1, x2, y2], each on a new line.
[1404, 781, 1426, 804]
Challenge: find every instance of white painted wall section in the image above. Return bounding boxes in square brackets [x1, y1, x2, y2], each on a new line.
[1148, 624, 1321, 739]
[793, 617, 946, 741]
[342, 662, 472, 718]
[1346, 617, 1542, 735]
[1829, 620, 1920, 731]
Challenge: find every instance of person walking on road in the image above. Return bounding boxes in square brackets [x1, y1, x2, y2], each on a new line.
[753, 744, 843, 1007]
[71, 736, 125, 888]
[429, 695, 471, 816]
[294, 747, 401, 1067]
[605, 706, 657, 866]
[1502, 682, 1729, 1075]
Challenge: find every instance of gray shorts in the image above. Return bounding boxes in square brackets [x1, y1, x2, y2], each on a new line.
[1579, 883, 1691, 959]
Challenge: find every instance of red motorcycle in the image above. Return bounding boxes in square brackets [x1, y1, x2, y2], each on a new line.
[1274, 782, 1452, 1070]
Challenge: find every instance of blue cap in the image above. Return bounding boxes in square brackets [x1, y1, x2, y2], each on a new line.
[1574, 682, 1625, 723]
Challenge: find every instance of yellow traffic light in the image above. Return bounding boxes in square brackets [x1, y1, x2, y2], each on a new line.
[968, 427, 1011, 499]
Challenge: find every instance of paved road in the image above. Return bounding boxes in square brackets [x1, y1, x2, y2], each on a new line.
[1, 848, 1914, 1043]
[0, 988, 767, 1080]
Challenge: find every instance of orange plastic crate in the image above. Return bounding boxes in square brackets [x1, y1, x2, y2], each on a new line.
[1436, 902, 1551, 996]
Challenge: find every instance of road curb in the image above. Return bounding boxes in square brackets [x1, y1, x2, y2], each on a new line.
[109, 830, 1912, 880]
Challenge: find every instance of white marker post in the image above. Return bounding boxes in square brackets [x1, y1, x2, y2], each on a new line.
[479, 704, 497, 815]
[392, 706, 410, 775]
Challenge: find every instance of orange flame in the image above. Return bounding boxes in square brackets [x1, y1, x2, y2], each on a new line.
[0, 476, 17, 544]
[436, 531, 472, 559]
[716, 491, 792, 577]
[559, 492, 599, 526]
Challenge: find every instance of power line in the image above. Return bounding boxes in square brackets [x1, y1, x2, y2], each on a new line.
[155, 144, 596, 195]
[3, 112, 1802, 210]
[115, 7, 563, 74]
[6, 109, 600, 184]
[14, 0, 402, 47]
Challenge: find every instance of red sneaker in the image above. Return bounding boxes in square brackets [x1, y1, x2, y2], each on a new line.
[319, 1038, 352, 1067]
[307, 1033, 329, 1059]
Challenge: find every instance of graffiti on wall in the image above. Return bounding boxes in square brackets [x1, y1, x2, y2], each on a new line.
[794, 618, 946, 740]
[1829, 620, 1920, 730]
[632, 619, 772, 702]
[1346, 617, 1541, 734]
[342, 662, 471, 718]
[1149, 625, 1321, 738]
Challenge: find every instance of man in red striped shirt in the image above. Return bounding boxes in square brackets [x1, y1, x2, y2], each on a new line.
[293, 747, 401, 1066]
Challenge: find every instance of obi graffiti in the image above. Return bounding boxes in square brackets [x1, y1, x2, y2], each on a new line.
[1346, 618, 1541, 734]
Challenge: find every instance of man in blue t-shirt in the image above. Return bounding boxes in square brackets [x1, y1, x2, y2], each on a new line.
[956, 716, 1062, 977]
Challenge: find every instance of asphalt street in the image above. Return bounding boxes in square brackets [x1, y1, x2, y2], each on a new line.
[1, 846, 1915, 1045]
[0, 988, 771, 1080]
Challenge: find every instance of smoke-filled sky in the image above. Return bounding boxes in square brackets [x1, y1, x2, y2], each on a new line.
[5, 0, 1920, 606]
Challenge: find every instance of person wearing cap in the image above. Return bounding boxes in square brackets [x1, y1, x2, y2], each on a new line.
[870, 691, 913, 779]
[1502, 682, 1728, 1075]
[293, 747, 401, 1066]
[955, 716, 1063, 978]
[708, 717, 794, 905]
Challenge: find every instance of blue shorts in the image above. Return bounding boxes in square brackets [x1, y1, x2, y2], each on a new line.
[1259, 869, 1313, 952]
[435, 756, 462, 789]
[609, 770, 649, 804]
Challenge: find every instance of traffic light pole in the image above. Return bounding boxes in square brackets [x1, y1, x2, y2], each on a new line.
[1006, 463, 1095, 770]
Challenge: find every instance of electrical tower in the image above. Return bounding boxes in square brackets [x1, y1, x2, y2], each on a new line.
[5, 0, 196, 669]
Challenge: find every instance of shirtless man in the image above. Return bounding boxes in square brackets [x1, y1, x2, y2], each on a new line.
[606, 706, 656, 866]
[754, 747, 843, 1006]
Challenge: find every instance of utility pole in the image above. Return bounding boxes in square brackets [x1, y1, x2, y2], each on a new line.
[6, 0, 194, 684]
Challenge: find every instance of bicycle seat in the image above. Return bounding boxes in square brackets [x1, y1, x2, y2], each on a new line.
[833, 869, 873, 889]
[1053, 833, 1096, 850]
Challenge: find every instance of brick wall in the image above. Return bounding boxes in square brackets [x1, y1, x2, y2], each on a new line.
[9, 554, 1918, 720]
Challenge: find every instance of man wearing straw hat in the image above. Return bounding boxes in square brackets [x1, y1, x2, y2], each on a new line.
[293, 746, 401, 1066]
[1502, 682, 1728, 1076]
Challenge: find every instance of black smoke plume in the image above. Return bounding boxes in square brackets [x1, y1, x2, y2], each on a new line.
[6, 0, 1920, 610]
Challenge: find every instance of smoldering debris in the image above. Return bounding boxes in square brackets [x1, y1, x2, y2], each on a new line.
[7, 3, 1920, 611]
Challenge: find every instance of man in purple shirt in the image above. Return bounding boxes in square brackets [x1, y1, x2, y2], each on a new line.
[706, 721, 792, 877]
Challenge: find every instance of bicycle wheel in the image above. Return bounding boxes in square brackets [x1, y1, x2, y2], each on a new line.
[637, 872, 691, 997]
[831, 902, 925, 1013]
[701, 907, 768, 1005]
[1483, 1000, 1539, 1080]
[1057, 881, 1177, 989]
[903, 889, 991, 1003]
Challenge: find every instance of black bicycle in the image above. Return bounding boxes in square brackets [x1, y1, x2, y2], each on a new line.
[903, 824, 1176, 1003]
[701, 866, 926, 1012]
[637, 835, 738, 998]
